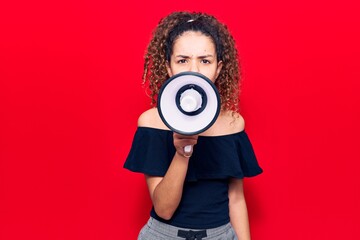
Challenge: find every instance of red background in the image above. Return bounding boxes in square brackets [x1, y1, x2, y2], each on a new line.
[1, 0, 359, 239]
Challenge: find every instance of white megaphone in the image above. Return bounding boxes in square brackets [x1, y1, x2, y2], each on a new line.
[157, 72, 221, 153]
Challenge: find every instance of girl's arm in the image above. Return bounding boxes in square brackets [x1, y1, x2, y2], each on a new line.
[138, 108, 198, 220]
[229, 178, 251, 240]
[145, 133, 198, 220]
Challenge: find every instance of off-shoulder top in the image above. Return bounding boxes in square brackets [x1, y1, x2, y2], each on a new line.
[124, 127, 263, 228]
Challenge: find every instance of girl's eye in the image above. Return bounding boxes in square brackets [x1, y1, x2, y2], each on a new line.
[201, 59, 211, 64]
[178, 59, 187, 64]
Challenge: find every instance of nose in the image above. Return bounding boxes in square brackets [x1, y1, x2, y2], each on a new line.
[189, 61, 200, 73]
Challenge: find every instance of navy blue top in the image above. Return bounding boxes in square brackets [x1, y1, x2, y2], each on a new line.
[124, 127, 263, 228]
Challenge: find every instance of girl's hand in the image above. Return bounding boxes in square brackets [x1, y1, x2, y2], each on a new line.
[173, 133, 198, 158]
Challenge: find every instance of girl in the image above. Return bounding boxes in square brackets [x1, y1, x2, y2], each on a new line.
[124, 11, 263, 240]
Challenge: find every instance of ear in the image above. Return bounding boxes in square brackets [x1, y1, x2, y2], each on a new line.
[215, 60, 223, 79]
[166, 61, 173, 77]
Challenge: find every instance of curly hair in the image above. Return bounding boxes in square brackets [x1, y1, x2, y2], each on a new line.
[142, 11, 241, 113]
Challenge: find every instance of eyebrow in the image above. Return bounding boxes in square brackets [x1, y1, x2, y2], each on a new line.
[175, 54, 215, 58]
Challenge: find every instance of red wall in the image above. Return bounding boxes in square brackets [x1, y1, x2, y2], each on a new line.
[1, 1, 359, 239]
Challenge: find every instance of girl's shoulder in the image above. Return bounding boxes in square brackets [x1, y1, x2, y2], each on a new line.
[137, 108, 245, 136]
[219, 110, 245, 133]
[137, 108, 169, 130]
[201, 110, 245, 136]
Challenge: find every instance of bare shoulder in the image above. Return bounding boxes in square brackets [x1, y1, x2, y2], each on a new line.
[138, 108, 169, 130]
[219, 110, 245, 134]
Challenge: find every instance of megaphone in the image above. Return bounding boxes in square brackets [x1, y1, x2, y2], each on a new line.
[157, 72, 221, 153]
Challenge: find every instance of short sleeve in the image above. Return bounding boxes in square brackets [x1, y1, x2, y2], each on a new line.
[185, 131, 263, 181]
[123, 127, 175, 176]
[236, 131, 263, 177]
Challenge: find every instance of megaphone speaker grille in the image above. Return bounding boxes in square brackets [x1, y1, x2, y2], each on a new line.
[175, 84, 207, 116]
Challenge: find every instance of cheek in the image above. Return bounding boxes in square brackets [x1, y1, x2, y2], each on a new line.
[201, 69, 217, 83]
[169, 63, 183, 75]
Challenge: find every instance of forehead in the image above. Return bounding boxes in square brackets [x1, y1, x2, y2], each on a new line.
[172, 31, 216, 56]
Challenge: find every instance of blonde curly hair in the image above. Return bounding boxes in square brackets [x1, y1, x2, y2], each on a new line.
[143, 11, 241, 112]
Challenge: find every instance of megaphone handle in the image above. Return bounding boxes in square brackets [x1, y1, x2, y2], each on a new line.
[184, 145, 192, 153]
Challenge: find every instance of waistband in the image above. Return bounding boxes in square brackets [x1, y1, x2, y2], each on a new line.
[146, 217, 232, 239]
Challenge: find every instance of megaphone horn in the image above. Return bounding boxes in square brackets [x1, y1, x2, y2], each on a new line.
[157, 72, 221, 153]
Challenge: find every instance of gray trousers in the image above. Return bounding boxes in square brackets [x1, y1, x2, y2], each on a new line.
[138, 217, 238, 240]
